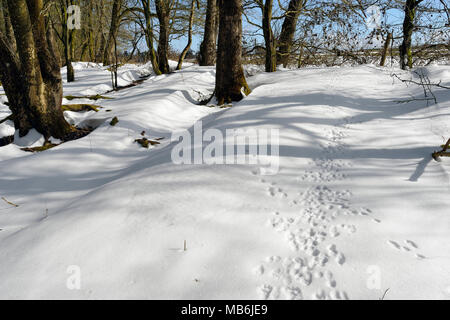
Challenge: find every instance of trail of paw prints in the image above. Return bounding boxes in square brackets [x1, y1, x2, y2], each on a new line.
[387, 239, 426, 260]
[320, 127, 348, 155]
[252, 109, 369, 300]
[251, 168, 290, 200]
[297, 169, 345, 183]
[266, 183, 288, 199]
[297, 127, 351, 184]
[254, 255, 349, 300]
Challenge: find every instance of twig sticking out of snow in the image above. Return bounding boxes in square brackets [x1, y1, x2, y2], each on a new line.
[380, 288, 390, 300]
[1, 197, 19, 208]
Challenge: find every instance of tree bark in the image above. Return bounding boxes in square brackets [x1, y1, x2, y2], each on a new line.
[380, 31, 392, 67]
[155, 0, 171, 74]
[262, 0, 276, 72]
[0, 0, 15, 49]
[61, 0, 75, 82]
[0, 0, 72, 140]
[297, 41, 304, 68]
[277, 0, 302, 68]
[199, 0, 218, 66]
[215, 0, 251, 105]
[400, 0, 422, 70]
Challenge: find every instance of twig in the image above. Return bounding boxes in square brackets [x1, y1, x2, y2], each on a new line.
[391, 71, 445, 105]
[380, 288, 390, 300]
[1, 197, 19, 208]
[394, 73, 450, 90]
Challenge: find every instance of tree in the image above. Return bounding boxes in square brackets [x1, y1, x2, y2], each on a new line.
[155, 0, 174, 74]
[57, 0, 76, 82]
[177, 0, 198, 70]
[380, 31, 392, 67]
[0, 0, 73, 140]
[140, 0, 162, 75]
[199, 0, 218, 66]
[277, 0, 303, 67]
[399, 0, 424, 70]
[261, 0, 276, 72]
[104, 0, 123, 66]
[215, 0, 251, 105]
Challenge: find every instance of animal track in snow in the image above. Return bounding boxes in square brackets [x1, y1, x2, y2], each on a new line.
[256, 255, 349, 300]
[257, 284, 274, 300]
[267, 186, 288, 198]
[405, 240, 418, 249]
[387, 239, 425, 260]
[255, 118, 368, 299]
[283, 286, 303, 300]
[297, 170, 345, 183]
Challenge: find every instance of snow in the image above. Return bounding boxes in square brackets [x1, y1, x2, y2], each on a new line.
[13, 129, 46, 148]
[0, 62, 449, 299]
[0, 120, 14, 138]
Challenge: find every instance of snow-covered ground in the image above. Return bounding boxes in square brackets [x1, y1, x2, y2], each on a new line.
[0, 62, 449, 299]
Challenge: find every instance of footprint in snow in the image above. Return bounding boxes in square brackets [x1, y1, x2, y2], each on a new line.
[388, 239, 426, 259]
[257, 284, 273, 300]
[405, 240, 418, 249]
[387, 240, 401, 250]
[283, 286, 303, 300]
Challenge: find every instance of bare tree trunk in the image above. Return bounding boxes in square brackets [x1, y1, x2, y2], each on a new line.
[141, 0, 161, 75]
[87, 1, 95, 62]
[380, 31, 392, 67]
[215, 0, 251, 105]
[277, 0, 303, 67]
[400, 0, 422, 70]
[103, 0, 122, 66]
[94, 0, 107, 63]
[297, 41, 304, 68]
[155, 0, 171, 74]
[0, 0, 72, 140]
[177, 0, 196, 70]
[110, 32, 119, 90]
[61, 1, 75, 82]
[262, 0, 276, 72]
[199, 0, 218, 66]
[96, 33, 106, 63]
